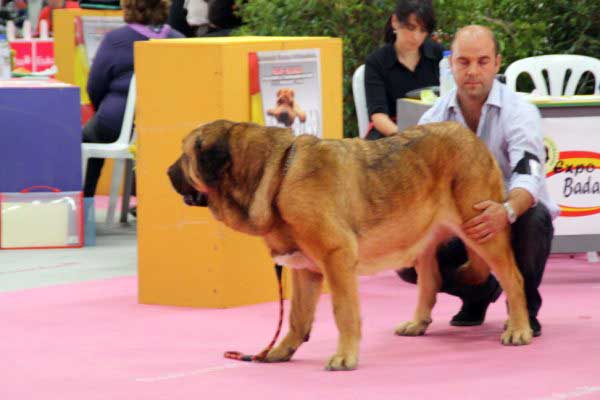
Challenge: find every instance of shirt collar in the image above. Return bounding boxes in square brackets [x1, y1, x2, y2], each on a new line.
[382, 37, 438, 69]
[448, 79, 503, 111]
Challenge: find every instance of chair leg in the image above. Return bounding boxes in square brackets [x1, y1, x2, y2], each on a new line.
[82, 155, 89, 186]
[106, 159, 125, 226]
[120, 159, 134, 224]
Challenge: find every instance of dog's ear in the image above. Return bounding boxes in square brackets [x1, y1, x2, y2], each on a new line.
[276, 89, 283, 97]
[196, 135, 231, 187]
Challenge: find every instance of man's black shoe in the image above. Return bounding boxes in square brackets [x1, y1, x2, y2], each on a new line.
[530, 316, 542, 337]
[450, 283, 502, 327]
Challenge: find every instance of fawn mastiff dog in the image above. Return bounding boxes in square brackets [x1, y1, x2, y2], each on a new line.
[167, 119, 532, 371]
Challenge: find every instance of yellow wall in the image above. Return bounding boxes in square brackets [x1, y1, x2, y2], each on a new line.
[135, 37, 342, 308]
[54, 8, 123, 85]
[54, 9, 123, 196]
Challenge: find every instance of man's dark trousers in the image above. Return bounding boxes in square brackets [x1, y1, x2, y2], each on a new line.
[398, 203, 554, 317]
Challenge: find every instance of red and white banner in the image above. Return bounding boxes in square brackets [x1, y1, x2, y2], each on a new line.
[543, 116, 600, 235]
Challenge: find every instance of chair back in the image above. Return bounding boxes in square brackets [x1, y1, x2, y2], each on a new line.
[352, 65, 370, 138]
[504, 55, 600, 96]
[115, 74, 137, 146]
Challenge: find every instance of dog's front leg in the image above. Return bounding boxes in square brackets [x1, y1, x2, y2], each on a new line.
[265, 268, 323, 362]
[395, 250, 441, 336]
[320, 246, 361, 371]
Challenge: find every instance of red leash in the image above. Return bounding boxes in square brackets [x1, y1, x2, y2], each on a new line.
[224, 264, 284, 362]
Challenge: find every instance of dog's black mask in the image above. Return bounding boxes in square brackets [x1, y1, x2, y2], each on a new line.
[167, 158, 208, 207]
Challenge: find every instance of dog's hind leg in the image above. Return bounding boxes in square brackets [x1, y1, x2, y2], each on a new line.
[463, 234, 532, 345]
[265, 268, 323, 363]
[395, 234, 442, 336]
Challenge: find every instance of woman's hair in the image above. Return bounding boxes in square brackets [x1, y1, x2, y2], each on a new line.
[384, 0, 436, 43]
[121, 0, 171, 25]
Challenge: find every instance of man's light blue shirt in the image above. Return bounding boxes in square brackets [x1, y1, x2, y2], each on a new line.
[419, 80, 560, 219]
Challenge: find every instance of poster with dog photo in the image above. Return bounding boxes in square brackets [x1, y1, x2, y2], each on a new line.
[250, 49, 322, 137]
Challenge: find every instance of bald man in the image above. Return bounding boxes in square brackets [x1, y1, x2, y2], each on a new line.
[398, 26, 559, 337]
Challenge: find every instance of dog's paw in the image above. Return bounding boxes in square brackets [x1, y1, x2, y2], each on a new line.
[501, 325, 532, 346]
[394, 319, 431, 336]
[325, 352, 358, 371]
[264, 345, 296, 363]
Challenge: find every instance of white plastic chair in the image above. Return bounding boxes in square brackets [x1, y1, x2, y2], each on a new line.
[352, 64, 370, 138]
[504, 55, 600, 96]
[506, 56, 600, 262]
[82, 74, 136, 226]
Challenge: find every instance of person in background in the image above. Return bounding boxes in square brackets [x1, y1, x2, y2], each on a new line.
[167, 0, 195, 37]
[35, 0, 80, 36]
[82, 0, 184, 199]
[398, 25, 558, 337]
[364, 0, 443, 140]
[183, 0, 209, 36]
[0, 0, 29, 30]
[204, 0, 241, 37]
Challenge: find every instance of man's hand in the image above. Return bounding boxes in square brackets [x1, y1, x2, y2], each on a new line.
[463, 200, 509, 243]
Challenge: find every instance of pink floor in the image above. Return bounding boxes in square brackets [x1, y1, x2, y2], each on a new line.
[2, 254, 600, 400]
[94, 194, 137, 211]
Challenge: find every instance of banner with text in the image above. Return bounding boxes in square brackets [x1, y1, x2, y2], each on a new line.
[543, 116, 600, 235]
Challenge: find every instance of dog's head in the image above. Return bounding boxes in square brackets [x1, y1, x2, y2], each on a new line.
[167, 120, 294, 210]
[276, 88, 295, 106]
[167, 119, 235, 207]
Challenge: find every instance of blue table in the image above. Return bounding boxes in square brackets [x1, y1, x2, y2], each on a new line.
[0, 80, 81, 192]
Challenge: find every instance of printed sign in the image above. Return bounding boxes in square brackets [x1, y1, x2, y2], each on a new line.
[250, 49, 322, 137]
[543, 117, 600, 235]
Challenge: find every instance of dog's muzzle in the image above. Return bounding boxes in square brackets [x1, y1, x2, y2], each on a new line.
[183, 192, 208, 207]
[167, 158, 209, 208]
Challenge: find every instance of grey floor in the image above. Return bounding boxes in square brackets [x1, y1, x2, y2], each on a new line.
[0, 209, 137, 293]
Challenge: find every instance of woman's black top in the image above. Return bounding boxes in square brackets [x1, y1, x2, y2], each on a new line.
[365, 37, 445, 119]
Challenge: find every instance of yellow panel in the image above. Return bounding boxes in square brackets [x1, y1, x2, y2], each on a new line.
[54, 8, 123, 84]
[135, 37, 342, 308]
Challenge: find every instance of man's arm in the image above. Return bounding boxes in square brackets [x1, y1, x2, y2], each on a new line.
[506, 188, 534, 218]
[464, 102, 544, 243]
[463, 188, 533, 243]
